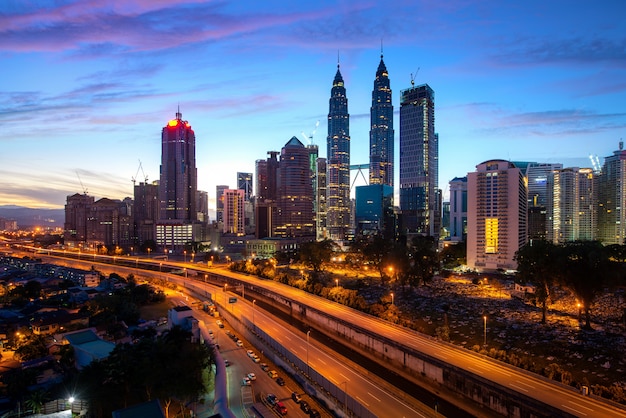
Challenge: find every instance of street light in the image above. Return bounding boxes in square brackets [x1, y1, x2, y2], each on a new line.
[252, 299, 256, 326]
[577, 302, 582, 322]
[390, 292, 394, 305]
[335, 279, 338, 288]
[184, 250, 187, 263]
[483, 315, 487, 347]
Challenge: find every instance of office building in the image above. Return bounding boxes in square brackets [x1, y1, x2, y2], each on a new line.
[316, 157, 327, 240]
[275, 137, 315, 239]
[399, 83, 439, 237]
[216, 185, 228, 224]
[355, 184, 394, 236]
[448, 177, 467, 242]
[467, 160, 527, 272]
[237, 172, 253, 202]
[326, 63, 351, 241]
[596, 142, 626, 244]
[133, 181, 159, 246]
[156, 109, 201, 251]
[369, 53, 394, 187]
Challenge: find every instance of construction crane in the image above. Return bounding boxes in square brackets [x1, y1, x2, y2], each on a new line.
[132, 160, 148, 185]
[301, 120, 320, 145]
[410, 67, 420, 87]
[588, 154, 601, 174]
[76, 171, 88, 195]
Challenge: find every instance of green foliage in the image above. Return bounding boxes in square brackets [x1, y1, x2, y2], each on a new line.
[299, 239, 337, 273]
[74, 325, 214, 417]
[14, 334, 48, 361]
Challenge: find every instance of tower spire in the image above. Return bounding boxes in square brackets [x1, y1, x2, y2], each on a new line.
[176, 104, 182, 120]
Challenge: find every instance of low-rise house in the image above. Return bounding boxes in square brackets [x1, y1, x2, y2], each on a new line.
[60, 328, 115, 370]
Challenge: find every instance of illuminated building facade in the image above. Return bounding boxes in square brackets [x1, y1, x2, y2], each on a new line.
[596, 142, 626, 244]
[275, 136, 315, 238]
[326, 64, 351, 241]
[467, 160, 527, 272]
[133, 181, 159, 246]
[156, 109, 200, 251]
[223, 189, 245, 235]
[448, 177, 467, 242]
[216, 185, 228, 224]
[316, 157, 327, 240]
[237, 172, 253, 202]
[369, 53, 394, 187]
[547, 167, 595, 243]
[399, 83, 439, 237]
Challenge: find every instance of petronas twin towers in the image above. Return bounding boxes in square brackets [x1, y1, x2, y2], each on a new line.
[325, 53, 438, 241]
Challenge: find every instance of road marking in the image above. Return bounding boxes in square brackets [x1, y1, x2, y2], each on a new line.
[318, 359, 326, 365]
[356, 396, 370, 407]
[509, 383, 528, 393]
[339, 373, 351, 381]
[514, 380, 535, 389]
[567, 401, 595, 412]
[284, 335, 292, 341]
[561, 404, 588, 416]
[368, 392, 381, 402]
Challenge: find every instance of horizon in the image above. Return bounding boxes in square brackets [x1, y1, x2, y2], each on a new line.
[1, 1, 624, 210]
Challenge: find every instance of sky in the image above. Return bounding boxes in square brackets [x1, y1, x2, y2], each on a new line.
[1, 0, 625, 213]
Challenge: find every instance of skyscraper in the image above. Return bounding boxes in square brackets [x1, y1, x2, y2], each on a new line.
[158, 109, 197, 222]
[275, 136, 315, 238]
[223, 189, 245, 235]
[237, 172, 253, 201]
[369, 53, 394, 187]
[467, 160, 527, 271]
[596, 142, 626, 244]
[547, 167, 595, 243]
[448, 177, 467, 242]
[399, 83, 439, 237]
[326, 63, 351, 241]
[156, 109, 200, 251]
[216, 185, 228, 224]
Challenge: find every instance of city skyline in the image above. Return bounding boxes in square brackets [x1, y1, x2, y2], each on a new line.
[1, 1, 625, 212]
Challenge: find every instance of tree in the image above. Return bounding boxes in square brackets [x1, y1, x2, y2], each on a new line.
[405, 235, 439, 287]
[299, 239, 337, 273]
[557, 241, 611, 330]
[356, 233, 393, 284]
[514, 240, 558, 324]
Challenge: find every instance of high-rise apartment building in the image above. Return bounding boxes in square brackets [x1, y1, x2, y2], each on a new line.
[64, 193, 95, 246]
[467, 160, 527, 272]
[369, 53, 394, 187]
[223, 189, 245, 235]
[156, 109, 201, 251]
[326, 63, 351, 241]
[275, 137, 315, 239]
[597, 142, 626, 244]
[547, 167, 595, 243]
[399, 83, 439, 237]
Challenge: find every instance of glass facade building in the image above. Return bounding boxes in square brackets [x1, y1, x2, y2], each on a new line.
[369, 54, 394, 187]
[399, 83, 439, 236]
[326, 65, 351, 241]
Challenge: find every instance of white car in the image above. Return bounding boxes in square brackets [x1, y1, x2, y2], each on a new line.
[236, 339, 244, 347]
[252, 354, 261, 363]
[246, 350, 255, 357]
[242, 377, 251, 386]
[247, 372, 256, 381]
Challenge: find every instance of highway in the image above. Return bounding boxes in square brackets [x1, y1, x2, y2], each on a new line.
[212, 268, 626, 418]
[11, 249, 626, 418]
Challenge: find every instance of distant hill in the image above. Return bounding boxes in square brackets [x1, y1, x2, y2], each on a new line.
[0, 206, 64, 228]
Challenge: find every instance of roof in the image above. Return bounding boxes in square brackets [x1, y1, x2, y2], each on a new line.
[64, 329, 99, 345]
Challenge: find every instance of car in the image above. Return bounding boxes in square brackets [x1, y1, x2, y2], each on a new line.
[247, 372, 256, 381]
[224, 359, 230, 367]
[276, 377, 285, 386]
[275, 401, 288, 416]
[252, 354, 260, 363]
[225, 330, 232, 336]
[260, 362, 269, 371]
[216, 320, 224, 328]
[246, 350, 254, 357]
[236, 339, 243, 347]
[241, 377, 251, 386]
[299, 400, 311, 413]
[309, 409, 321, 418]
[268, 370, 278, 378]
[291, 392, 301, 403]
[266, 393, 278, 406]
